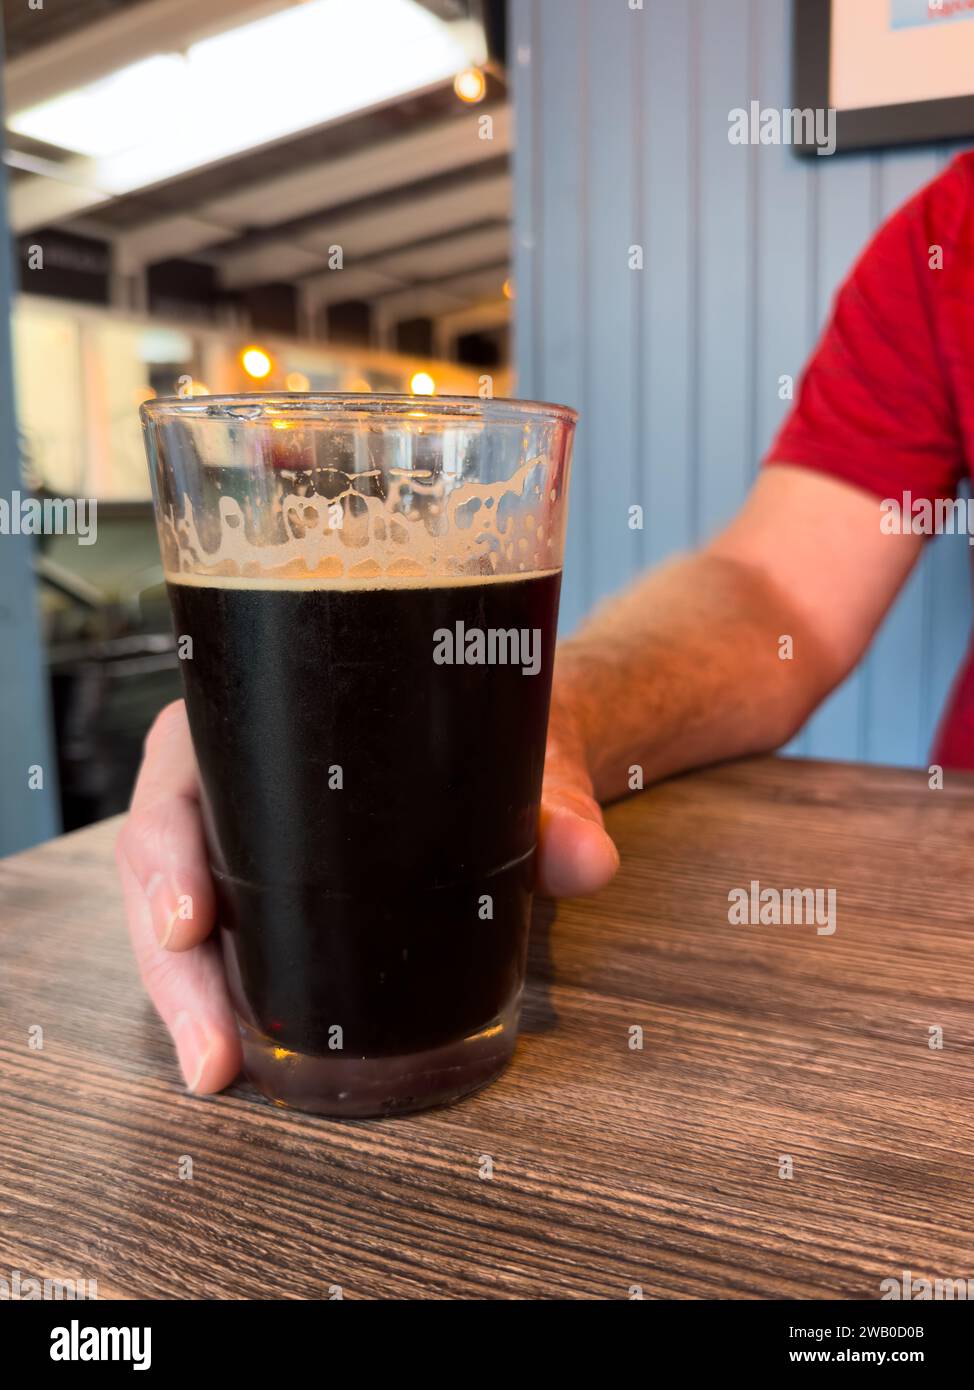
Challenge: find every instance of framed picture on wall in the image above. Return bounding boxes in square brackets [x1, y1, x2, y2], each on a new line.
[794, 0, 974, 154]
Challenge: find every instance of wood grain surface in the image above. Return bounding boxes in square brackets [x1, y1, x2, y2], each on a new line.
[0, 756, 972, 1300]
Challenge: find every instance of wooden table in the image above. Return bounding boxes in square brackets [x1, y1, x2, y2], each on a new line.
[1, 757, 972, 1300]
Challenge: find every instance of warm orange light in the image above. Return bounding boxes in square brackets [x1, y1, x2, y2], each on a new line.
[345, 375, 372, 393]
[410, 371, 435, 396]
[133, 385, 156, 405]
[502, 277, 514, 300]
[453, 66, 486, 103]
[241, 345, 272, 379]
[285, 371, 310, 391]
[187, 380, 210, 396]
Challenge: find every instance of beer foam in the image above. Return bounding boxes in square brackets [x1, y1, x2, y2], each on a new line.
[165, 567, 560, 591]
[156, 449, 568, 583]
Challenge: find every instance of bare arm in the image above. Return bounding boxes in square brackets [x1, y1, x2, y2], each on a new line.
[552, 465, 922, 802]
[118, 465, 922, 1093]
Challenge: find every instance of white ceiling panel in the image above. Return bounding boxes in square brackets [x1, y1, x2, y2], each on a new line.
[215, 241, 332, 286]
[301, 266, 406, 306]
[202, 106, 510, 229]
[219, 172, 511, 288]
[9, 174, 111, 233]
[379, 223, 509, 281]
[297, 172, 510, 257]
[4, 0, 290, 113]
[376, 266, 510, 320]
[115, 214, 238, 274]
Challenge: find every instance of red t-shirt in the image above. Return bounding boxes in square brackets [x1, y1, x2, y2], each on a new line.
[764, 151, 974, 769]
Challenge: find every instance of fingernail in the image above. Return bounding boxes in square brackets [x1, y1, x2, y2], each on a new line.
[172, 1011, 212, 1093]
[144, 873, 181, 948]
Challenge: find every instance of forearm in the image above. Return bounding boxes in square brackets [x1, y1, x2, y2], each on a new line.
[554, 551, 839, 802]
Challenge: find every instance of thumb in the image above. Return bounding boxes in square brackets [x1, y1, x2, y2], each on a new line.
[537, 699, 620, 898]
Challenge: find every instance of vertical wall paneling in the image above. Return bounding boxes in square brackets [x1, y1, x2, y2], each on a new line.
[510, 1, 537, 391]
[541, 0, 589, 630]
[0, 33, 59, 852]
[513, 0, 592, 631]
[583, 1, 642, 607]
[512, 0, 972, 766]
[695, 0, 754, 541]
[641, 0, 696, 566]
[751, 0, 815, 485]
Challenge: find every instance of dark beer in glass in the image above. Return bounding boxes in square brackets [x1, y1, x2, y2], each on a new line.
[142, 394, 575, 1116]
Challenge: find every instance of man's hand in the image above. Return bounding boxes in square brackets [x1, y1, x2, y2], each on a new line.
[116, 696, 619, 1096]
[538, 682, 620, 896]
[115, 701, 241, 1096]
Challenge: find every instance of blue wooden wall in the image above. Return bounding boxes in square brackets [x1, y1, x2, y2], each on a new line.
[511, 0, 972, 768]
[0, 28, 58, 854]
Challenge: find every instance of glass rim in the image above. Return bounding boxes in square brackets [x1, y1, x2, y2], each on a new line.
[140, 391, 578, 427]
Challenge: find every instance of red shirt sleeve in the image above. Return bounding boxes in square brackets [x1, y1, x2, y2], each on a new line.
[763, 158, 969, 506]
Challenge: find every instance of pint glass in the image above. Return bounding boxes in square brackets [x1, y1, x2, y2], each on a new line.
[141, 393, 576, 1116]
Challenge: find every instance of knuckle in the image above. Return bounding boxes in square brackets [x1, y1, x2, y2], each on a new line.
[139, 940, 185, 996]
[125, 799, 189, 868]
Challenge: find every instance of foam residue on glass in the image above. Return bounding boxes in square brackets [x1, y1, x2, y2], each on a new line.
[159, 450, 566, 583]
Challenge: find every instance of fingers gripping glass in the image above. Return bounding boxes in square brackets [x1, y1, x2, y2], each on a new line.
[141, 393, 576, 1116]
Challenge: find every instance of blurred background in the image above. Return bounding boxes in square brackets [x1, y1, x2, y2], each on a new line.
[1, 0, 511, 852]
[1, 0, 972, 855]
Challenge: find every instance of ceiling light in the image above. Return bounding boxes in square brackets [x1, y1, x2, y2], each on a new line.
[241, 346, 272, 379]
[8, 54, 186, 158]
[454, 67, 486, 104]
[9, 0, 486, 194]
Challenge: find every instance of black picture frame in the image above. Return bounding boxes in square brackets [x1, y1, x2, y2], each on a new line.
[793, 0, 974, 156]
